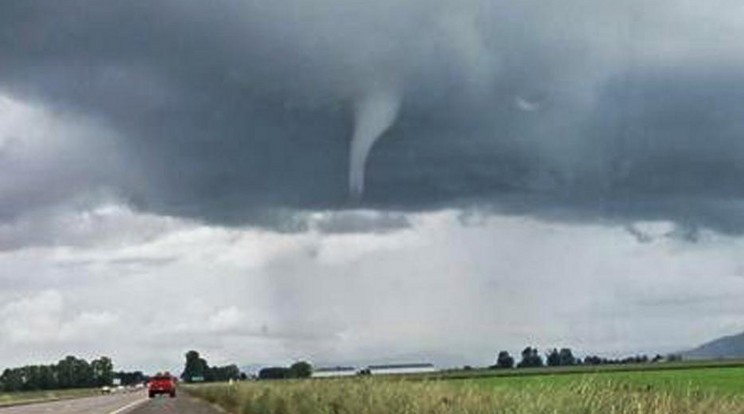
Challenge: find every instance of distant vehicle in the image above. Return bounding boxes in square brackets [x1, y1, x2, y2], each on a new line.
[100, 386, 112, 394]
[148, 373, 177, 398]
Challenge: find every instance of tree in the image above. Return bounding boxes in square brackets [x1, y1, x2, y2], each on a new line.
[57, 357, 72, 389]
[258, 367, 291, 380]
[289, 361, 312, 378]
[71, 357, 94, 388]
[201, 357, 213, 382]
[495, 351, 515, 369]
[38, 365, 58, 390]
[584, 355, 602, 365]
[210, 364, 241, 382]
[1, 368, 23, 392]
[115, 371, 146, 386]
[181, 351, 208, 382]
[558, 348, 576, 366]
[546, 348, 576, 367]
[57, 355, 94, 388]
[546, 349, 561, 367]
[517, 347, 543, 368]
[21, 366, 41, 391]
[180, 351, 247, 383]
[1, 355, 114, 391]
[91, 357, 114, 386]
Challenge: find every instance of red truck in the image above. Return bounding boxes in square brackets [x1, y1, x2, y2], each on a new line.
[148, 373, 177, 398]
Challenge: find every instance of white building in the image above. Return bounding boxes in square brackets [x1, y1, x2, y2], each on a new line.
[311, 366, 358, 378]
[366, 363, 436, 376]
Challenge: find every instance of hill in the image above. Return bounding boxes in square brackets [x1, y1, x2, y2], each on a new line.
[685, 332, 744, 359]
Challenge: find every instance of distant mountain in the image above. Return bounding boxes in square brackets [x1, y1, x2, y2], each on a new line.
[684, 332, 744, 359]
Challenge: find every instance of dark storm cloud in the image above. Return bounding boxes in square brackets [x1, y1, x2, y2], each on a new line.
[2, 0, 744, 233]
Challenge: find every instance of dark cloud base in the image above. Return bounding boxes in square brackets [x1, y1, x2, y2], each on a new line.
[2, 1, 743, 234]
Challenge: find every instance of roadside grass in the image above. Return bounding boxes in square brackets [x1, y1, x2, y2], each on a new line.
[0, 388, 102, 407]
[187, 366, 744, 414]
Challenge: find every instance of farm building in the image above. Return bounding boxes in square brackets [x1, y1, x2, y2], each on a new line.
[311, 366, 358, 378]
[366, 363, 436, 375]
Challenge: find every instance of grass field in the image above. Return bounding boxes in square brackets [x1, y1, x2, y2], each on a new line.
[0, 388, 101, 407]
[426, 359, 744, 381]
[459, 366, 744, 396]
[187, 362, 744, 414]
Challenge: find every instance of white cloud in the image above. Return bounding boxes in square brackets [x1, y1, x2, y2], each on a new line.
[1, 206, 744, 371]
[0, 290, 119, 346]
[0, 290, 65, 344]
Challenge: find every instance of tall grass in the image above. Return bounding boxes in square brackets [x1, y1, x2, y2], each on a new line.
[188, 377, 744, 414]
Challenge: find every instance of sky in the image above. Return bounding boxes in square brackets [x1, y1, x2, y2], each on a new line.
[1, 0, 744, 373]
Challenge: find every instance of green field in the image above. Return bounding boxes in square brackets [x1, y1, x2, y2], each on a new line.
[460, 366, 744, 396]
[426, 359, 744, 381]
[0, 388, 101, 407]
[187, 363, 744, 414]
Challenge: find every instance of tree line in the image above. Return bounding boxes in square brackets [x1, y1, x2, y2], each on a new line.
[0, 356, 114, 392]
[180, 350, 244, 383]
[258, 361, 312, 380]
[180, 350, 313, 382]
[490, 347, 683, 369]
[114, 370, 147, 386]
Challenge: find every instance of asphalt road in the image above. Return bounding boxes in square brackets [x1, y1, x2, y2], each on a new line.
[0, 392, 223, 414]
[129, 394, 224, 414]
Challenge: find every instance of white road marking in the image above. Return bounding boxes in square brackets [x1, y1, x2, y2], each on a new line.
[108, 398, 148, 414]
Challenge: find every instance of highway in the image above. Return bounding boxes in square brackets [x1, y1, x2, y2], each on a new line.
[0, 392, 223, 414]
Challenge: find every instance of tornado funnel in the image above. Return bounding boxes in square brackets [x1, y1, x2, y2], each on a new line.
[349, 90, 401, 201]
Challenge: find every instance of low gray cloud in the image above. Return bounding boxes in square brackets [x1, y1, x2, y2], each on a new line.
[2, 213, 743, 371]
[310, 211, 411, 234]
[1, 0, 744, 234]
[0, 203, 189, 252]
